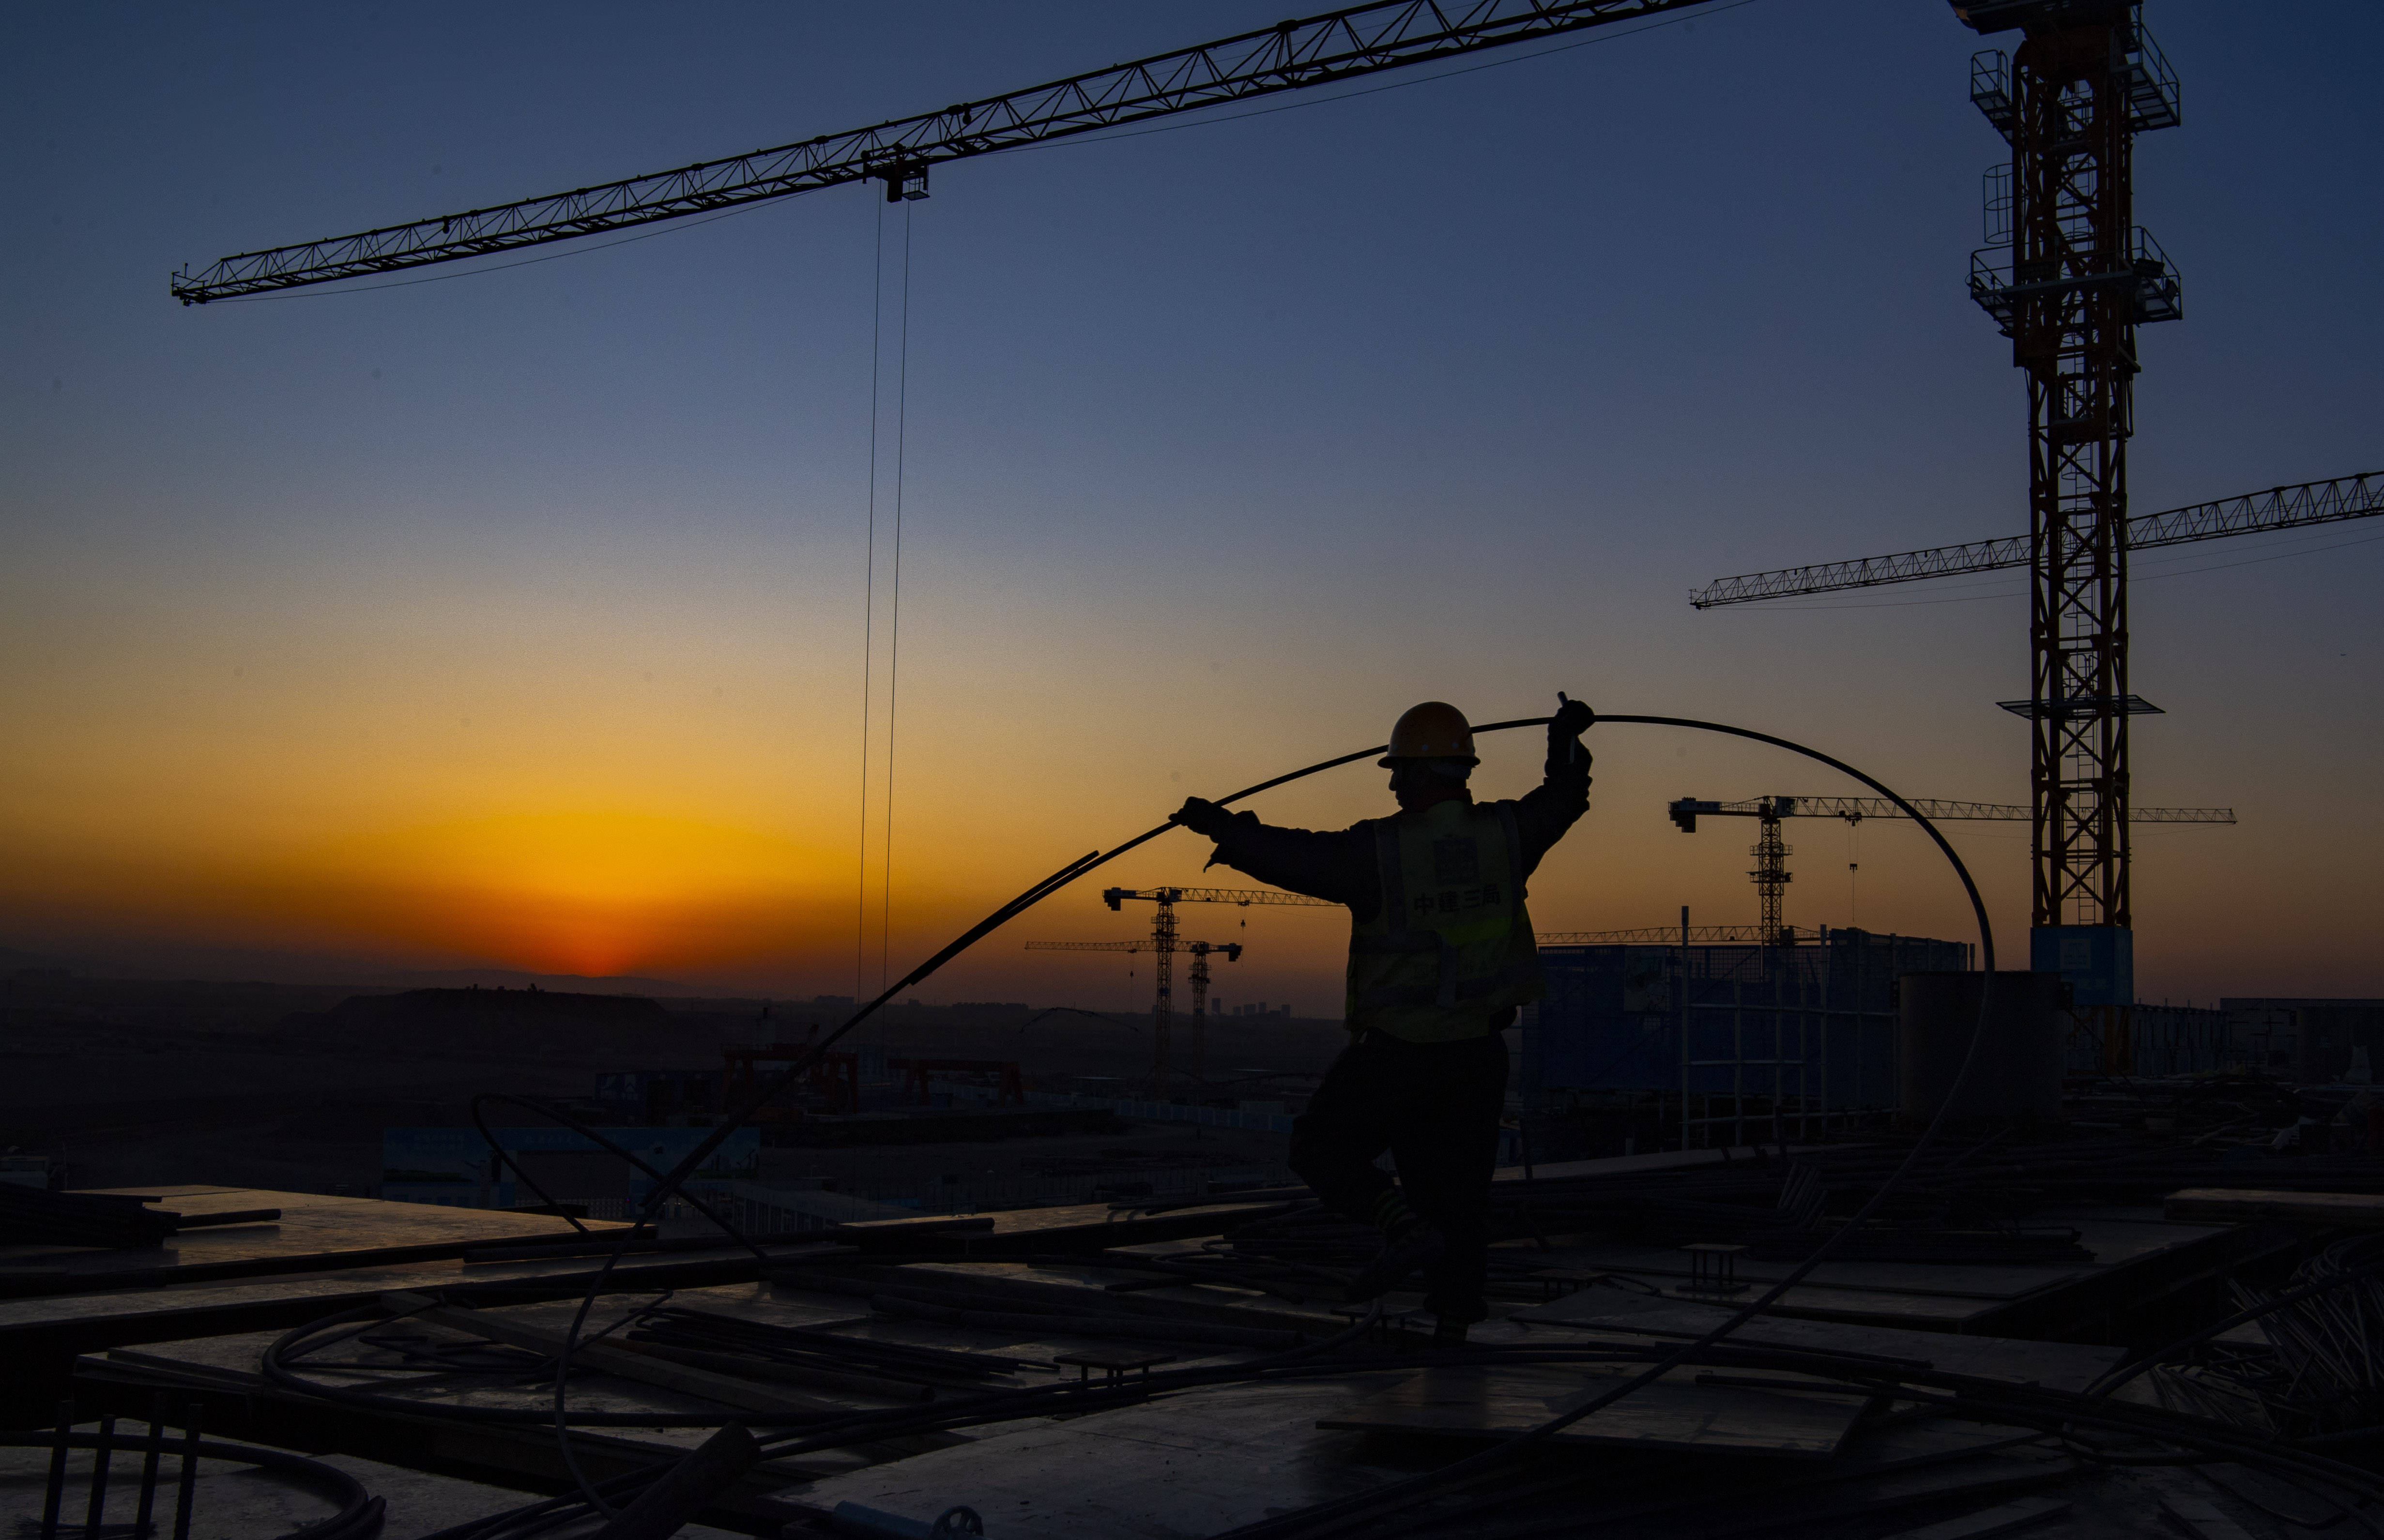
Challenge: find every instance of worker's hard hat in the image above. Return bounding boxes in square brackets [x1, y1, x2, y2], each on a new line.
[1379, 701, 1477, 767]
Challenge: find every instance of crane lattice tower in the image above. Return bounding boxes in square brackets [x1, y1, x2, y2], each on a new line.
[1960, 0, 2181, 1063]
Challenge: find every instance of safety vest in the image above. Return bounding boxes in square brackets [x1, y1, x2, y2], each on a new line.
[1345, 799, 1544, 1042]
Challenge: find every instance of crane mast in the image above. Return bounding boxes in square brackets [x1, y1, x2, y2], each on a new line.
[1956, 0, 2183, 1070]
[1966, 2, 2181, 931]
[1151, 897, 1179, 1093]
[1182, 942, 1231, 1087]
[1749, 797, 1796, 947]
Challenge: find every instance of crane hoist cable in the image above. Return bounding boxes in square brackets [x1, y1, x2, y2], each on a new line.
[856, 195, 921, 1006]
[881, 195, 915, 995]
[855, 197, 885, 1003]
[529, 712, 2002, 1520]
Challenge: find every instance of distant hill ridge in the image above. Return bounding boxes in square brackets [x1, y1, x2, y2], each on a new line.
[389, 968, 703, 995]
[327, 986, 672, 1024]
[0, 947, 707, 994]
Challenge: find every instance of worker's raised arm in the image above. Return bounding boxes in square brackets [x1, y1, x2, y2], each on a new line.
[1512, 698, 1594, 872]
[1172, 799, 1376, 911]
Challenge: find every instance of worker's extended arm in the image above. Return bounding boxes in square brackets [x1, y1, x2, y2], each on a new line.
[1512, 697, 1595, 873]
[1172, 800, 1377, 911]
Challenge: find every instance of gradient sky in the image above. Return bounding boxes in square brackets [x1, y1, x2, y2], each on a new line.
[6, 0, 2379, 1010]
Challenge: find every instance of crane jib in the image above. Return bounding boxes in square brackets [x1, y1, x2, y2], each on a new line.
[1689, 473, 2384, 608]
[170, 0, 1709, 303]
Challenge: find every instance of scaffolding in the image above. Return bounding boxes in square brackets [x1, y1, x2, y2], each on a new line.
[1521, 930, 1970, 1150]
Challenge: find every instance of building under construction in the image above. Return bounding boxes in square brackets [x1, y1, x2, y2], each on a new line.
[1520, 929, 1970, 1156]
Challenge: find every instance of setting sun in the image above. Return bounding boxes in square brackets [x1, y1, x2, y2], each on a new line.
[266, 811, 831, 976]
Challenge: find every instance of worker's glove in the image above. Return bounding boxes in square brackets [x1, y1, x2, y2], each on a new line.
[1171, 797, 1235, 839]
[1548, 696, 1594, 774]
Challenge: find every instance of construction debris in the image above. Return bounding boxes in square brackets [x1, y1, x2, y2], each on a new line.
[11, 1121, 2372, 1540]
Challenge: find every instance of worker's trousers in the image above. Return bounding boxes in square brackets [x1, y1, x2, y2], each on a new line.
[1289, 1029, 1507, 1324]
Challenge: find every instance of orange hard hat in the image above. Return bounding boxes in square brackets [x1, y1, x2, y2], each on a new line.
[1379, 701, 1477, 766]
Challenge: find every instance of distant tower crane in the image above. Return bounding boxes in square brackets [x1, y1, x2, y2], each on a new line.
[1666, 794, 2235, 946]
[1024, 935, 1241, 1098]
[1095, 885, 1336, 1091]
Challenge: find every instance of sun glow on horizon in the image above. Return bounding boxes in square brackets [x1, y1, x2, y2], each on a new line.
[257, 810, 831, 975]
[0, 808, 859, 979]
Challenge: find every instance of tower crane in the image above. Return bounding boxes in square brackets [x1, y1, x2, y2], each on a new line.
[1097, 885, 1337, 1091]
[1665, 794, 2235, 947]
[1680, 2, 2372, 1069]
[1024, 937, 1242, 1098]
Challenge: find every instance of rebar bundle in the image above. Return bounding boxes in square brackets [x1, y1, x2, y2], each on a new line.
[2176, 1233, 2384, 1436]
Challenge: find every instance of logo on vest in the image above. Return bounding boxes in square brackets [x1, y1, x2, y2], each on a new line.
[1411, 883, 1502, 919]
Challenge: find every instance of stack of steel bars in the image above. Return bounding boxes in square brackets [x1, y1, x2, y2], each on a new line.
[2160, 1231, 2384, 1437]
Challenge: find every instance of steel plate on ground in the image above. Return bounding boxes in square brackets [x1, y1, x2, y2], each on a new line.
[1314, 1362, 1867, 1456]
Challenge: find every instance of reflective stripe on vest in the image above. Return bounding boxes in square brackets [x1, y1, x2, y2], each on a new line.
[1344, 799, 1544, 1041]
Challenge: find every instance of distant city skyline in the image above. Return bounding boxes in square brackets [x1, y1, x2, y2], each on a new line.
[6, 1, 2378, 1006]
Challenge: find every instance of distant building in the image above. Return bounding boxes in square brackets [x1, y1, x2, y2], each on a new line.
[381, 1125, 759, 1210]
[594, 1068, 727, 1125]
[0, 1154, 56, 1190]
[1520, 930, 1968, 1150]
[326, 986, 672, 1027]
[2223, 999, 2384, 1082]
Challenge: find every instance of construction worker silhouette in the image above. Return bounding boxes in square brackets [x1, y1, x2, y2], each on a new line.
[1174, 696, 1593, 1341]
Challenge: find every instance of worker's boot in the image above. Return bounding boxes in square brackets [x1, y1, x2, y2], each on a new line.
[1345, 1223, 1445, 1303]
